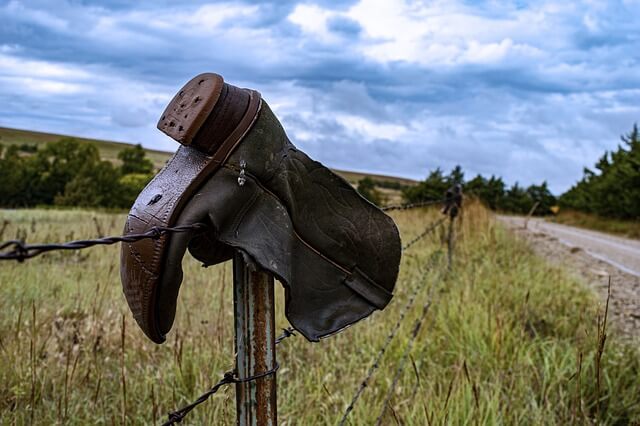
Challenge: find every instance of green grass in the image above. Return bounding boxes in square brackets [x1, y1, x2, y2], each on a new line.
[0, 203, 638, 425]
[550, 210, 640, 239]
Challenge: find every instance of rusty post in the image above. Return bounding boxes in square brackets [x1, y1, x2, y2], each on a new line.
[444, 185, 461, 272]
[233, 252, 277, 426]
[447, 216, 454, 271]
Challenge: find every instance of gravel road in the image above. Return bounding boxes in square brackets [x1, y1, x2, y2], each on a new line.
[499, 215, 640, 341]
[500, 216, 640, 277]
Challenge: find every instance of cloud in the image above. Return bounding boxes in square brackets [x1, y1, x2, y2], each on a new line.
[0, 0, 638, 193]
[327, 16, 361, 36]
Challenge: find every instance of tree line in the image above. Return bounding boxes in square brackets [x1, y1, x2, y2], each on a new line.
[560, 124, 639, 220]
[400, 165, 556, 215]
[0, 138, 154, 209]
[359, 165, 556, 215]
[360, 123, 639, 220]
[2, 123, 637, 219]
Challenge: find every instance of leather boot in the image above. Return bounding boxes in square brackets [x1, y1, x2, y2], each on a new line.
[121, 73, 401, 344]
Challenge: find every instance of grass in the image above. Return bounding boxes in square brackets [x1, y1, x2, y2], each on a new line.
[0, 202, 639, 425]
[550, 210, 640, 239]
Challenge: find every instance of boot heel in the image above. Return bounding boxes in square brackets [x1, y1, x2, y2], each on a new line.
[157, 73, 224, 145]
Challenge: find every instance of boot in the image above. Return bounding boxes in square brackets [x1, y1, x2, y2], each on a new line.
[121, 73, 401, 344]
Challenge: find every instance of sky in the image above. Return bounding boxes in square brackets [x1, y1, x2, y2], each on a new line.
[1, 0, 639, 193]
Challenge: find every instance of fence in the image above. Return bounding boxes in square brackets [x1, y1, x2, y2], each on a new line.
[0, 190, 462, 425]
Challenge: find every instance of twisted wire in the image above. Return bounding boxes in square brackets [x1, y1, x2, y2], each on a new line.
[0, 197, 448, 262]
[381, 199, 445, 212]
[338, 250, 443, 426]
[0, 189, 461, 424]
[373, 266, 444, 426]
[0, 223, 208, 262]
[402, 217, 447, 251]
[162, 327, 295, 425]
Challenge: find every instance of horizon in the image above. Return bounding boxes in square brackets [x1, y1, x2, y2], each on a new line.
[1, 0, 639, 193]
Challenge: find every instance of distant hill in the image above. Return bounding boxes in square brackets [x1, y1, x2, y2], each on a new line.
[0, 126, 416, 203]
[0, 126, 172, 170]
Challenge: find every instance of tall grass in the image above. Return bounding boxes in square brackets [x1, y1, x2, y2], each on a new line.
[0, 203, 638, 425]
[551, 210, 640, 239]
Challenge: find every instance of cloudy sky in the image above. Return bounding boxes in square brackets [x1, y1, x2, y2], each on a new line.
[1, 0, 639, 193]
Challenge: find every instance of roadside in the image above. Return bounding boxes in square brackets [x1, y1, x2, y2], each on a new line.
[499, 215, 640, 341]
[551, 210, 640, 239]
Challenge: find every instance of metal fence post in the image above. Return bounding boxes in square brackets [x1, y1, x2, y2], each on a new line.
[447, 216, 455, 271]
[233, 252, 277, 426]
[444, 185, 462, 272]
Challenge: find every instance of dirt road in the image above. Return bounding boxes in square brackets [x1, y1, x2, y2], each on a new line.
[500, 216, 640, 277]
[499, 216, 640, 340]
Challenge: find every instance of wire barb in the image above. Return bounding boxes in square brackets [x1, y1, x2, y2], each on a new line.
[162, 326, 296, 425]
[338, 250, 443, 426]
[374, 297, 436, 426]
[275, 327, 296, 344]
[381, 199, 445, 212]
[0, 187, 462, 424]
[402, 217, 447, 251]
[0, 223, 208, 262]
[162, 363, 280, 426]
[0, 195, 449, 262]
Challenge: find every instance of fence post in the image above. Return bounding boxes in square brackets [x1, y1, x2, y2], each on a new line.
[447, 216, 455, 271]
[523, 201, 540, 230]
[233, 252, 277, 426]
[444, 184, 462, 271]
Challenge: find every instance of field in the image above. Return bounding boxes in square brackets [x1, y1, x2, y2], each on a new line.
[0, 127, 172, 172]
[1, 203, 639, 425]
[551, 210, 640, 239]
[0, 126, 416, 203]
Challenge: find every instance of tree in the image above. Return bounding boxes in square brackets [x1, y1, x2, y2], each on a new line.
[561, 123, 640, 220]
[447, 165, 464, 186]
[465, 174, 506, 210]
[501, 183, 530, 214]
[119, 173, 154, 207]
[404, 165, 556, 215]
[357, 177, 383, 206]
[0, 145, 28, 206]
[33, 138, 101, 205]
[118, 144, 153, 175]
[55, 160, 122, 208]
[0, 138, 157, 209]
[403, 168, 449, 202]
[526, 181, 556, 215]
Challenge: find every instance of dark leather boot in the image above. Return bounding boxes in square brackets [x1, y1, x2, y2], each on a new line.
[121, 73, 401, 344]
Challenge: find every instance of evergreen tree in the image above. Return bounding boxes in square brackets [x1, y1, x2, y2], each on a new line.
[403, 168, 449, 202]
[561, 123, 639, 219]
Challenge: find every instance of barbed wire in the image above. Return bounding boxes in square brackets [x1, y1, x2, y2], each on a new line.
[338, 250, 443, 426]
[402, 217, 447, 251]
[381, 199, 445, 212]
[0, 198, 448, 262]
[0, 190, 460, 424]
[0, 223, 208, 262]
[372, 204, 457, 424]
[340, 201, 457, 424]
[162, 326, 296, 425]
[373, 274, 440, 426]
[275, 326, 296, 344]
